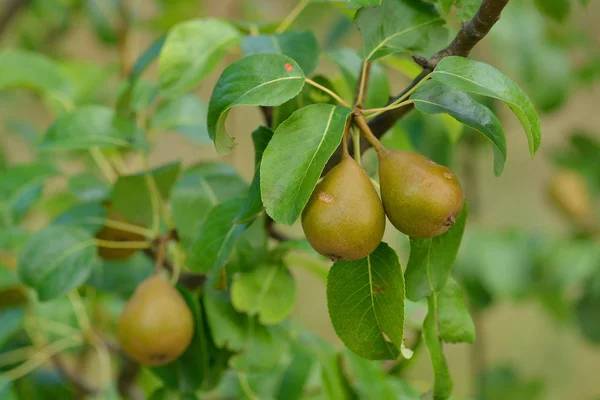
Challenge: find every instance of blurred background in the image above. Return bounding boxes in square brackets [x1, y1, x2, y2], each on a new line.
[1, 0, 599, 399]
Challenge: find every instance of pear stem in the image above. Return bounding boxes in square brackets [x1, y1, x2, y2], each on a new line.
[351, 126, 362, 165]
[341, 120, 351, 159]
[154, 235, 168, 274]
[353, 109, 386, 155]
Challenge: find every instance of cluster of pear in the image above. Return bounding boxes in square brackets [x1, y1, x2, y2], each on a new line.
[94, 208, 194, 366]
[302, 117, 464, 261]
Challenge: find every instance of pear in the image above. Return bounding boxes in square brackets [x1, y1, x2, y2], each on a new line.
[118, 275, 194, 366]
[378, 149, 464, 238]
[97, 207, 145, 260]
[548, 169, 594, 225]
[302, 156, 385, 261]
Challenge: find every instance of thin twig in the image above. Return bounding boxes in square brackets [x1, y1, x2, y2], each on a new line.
[154, 234, 168, 274]
[117, 0, 132, 77]
[143, 247, 207, 290]
[265, 216, 291, 241]
[95, 239, 152, 249]
[353, 109, 385, 154]
[275, 0, 310, 33]
[341, 119, 351, 159]
[363, 100, 414, 120]
[89, 147, 118, 183]
[305, 78, 350, 107]
[117, 357, 143, 400]
[354, 61, 372, 108]
[51, 355, 98, 396]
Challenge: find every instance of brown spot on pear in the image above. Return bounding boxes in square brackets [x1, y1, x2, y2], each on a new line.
[302, 157, 385, 261]
[118, 275, 194, 366]
[377, 149, 464, 238]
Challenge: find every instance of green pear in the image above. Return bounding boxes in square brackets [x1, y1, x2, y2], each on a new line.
[302, 156, 385, 261]
[378, 149, 464, 238]
[118, 275, 194, 366]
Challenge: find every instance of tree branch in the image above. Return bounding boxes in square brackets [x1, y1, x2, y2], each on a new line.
[0, 0, 32, 37]
[143, 247, 207, 290]
[266, 215, 291, 241]
[51, 355, 98, 397]
[369, 0, 509, 136]
[117, 357, 143, 400]
[323, 0, 510, 173]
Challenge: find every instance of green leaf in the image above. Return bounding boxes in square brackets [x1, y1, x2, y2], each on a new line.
[261, 104, 352, 225]
[171, 163, 247, 246]
[431, 56, 541, 156]
[576, 271, 600, 344]
[491, 2, 571, 113]
[404, 204, 467, 301]
[480, 366, 544, 400]
[207, 54, 305, 154]
[231, 263, 295, 324]
[17, 226, 100, 301]
[125, 80, 159, 112]
[327, 48, 390, 108]
[87, 253, 153, 296]
[292, 328, 359, 400]
[116, 37, 165, 116]
[150, 95, 210, 144]
[83, 0, 119, 43]
[40, 105, 148, 151]
[52, 202, 107, 233]
[0, 163, 56, 225]
[439, 0, 453, 14]
[437, 278, 475, 343]
[411, 80, 506, 176]
[0, 308, 25, 348]
[204, 286, 286, 372]
[151, 287, 210, 393]
[274, 344, 314, 400]
[68, 173, 110, 203]
[0, 49, 71, 98]
[423, 295, 453, 399]
[158, 18, 240, 97]
[235, 127, 273, 224]
[348, 0, 382, 6]
[0, 265, 19, 292]
[355, 0, 445, 61]
[59, 60, 115, 105]
[327, 242, 404, 360]
[0, 227, 29, 252]
[131, 36, 166, 81]
[344, 349, 397, 399]
[112, 162, 181, 226]
[455, 0, 482, 20]
[313, 0, 381, 8]
[241, 30, 320, 75]
[534, 0, 570, 23]
[188, 197, 248, 274]
[228, 217, 269, 274]
[455, 229, 536, 300]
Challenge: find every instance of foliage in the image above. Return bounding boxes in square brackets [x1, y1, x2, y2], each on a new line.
[0, 0, 598, 399]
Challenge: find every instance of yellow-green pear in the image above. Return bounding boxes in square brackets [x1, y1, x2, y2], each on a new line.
[378, 149, 464, 238]
[118, 275, 194, 366]
[302, 156, 385, 261]
[548, 169, 594, 225]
